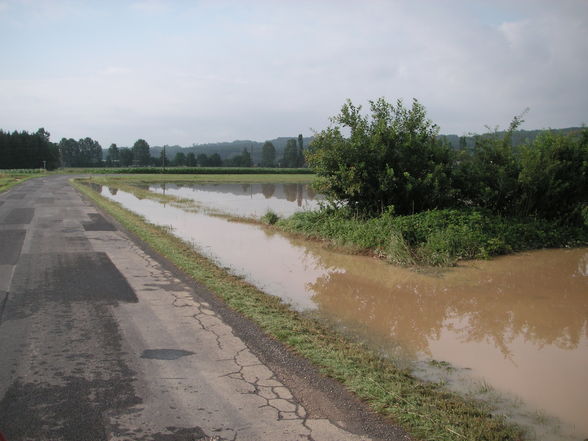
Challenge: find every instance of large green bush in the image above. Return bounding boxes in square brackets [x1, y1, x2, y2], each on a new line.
[307, 98, 588, 226]
[516, 129, 588, 224]
[305, 98, 456, 215]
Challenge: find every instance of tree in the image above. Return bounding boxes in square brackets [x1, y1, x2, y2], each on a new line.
[196, 153, 209, 167]
[186, 152, 196, 166]
[282, 139, 299, 168]
[119, 148, 133, 166]
[297, 134, 305, 167]
[261, 141, 276, 167]
[132, 139, 150, 165]
[174, 151, 186, 166]
[306, 98, 455, 215]
[454, 114, 525, 215]
[209, 153, 222, 166]
[227, 148, 252, 167]
[516, 129, 588, 224]
[58, 138, 80, 167]
[241, 147, 253, 167]
[159, 147, 168, 167]
[107, 143, 119, 167]
[1, 129, 59, 170]
[78, 137, 102, 166]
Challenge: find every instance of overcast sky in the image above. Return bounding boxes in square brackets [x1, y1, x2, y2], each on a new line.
[1, 0, 587, 147]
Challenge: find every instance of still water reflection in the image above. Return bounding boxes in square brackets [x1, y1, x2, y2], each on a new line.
[148, 182, 321, 217]
[100, 186, 588, 439]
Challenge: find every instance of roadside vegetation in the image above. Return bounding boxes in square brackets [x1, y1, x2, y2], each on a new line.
[0, 169, 46, 193]
[73, 178, 526, 441]
[275, 206, 588, 266]
[274, 98, 588, 266]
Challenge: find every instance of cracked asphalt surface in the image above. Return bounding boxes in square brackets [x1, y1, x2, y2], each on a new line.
[0, 176, 411, 441]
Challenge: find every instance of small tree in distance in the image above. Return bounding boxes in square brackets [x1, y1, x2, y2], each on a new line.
[261, 141, 276, 167]
[186, 152, 196, 166]
[281, 139, 299, 168]
[132, 139, 150, 165]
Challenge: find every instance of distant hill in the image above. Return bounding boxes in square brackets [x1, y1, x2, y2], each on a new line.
[439, 126, 584, 149]
[149, 136, 314, 165]
[142, 127, 584, 163]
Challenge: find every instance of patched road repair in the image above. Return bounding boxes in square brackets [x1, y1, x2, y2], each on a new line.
[0, 176, 410, 441]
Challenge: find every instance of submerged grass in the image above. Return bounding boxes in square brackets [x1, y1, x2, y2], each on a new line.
[60, 169, 315, 181]
[73, 177, 526, 441]
[276, 206, 588, 266]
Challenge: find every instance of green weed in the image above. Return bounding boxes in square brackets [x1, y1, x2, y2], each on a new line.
[278, 207, 588, 266]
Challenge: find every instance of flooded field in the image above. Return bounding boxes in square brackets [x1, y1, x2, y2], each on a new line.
[99, 182, 588, 440]
[148, 182, 322, 217]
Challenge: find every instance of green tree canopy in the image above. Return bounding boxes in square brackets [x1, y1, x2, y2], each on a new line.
[186, 152, 196, 166]
[196, 153, 210, 167]
[174, 151, 186, 166]
[261, 141, 276, 167]
[297, 134, 305, 167]
[209, 153, 222, 166]
[106, 143, 119, 167]
[227, 148, 252, 167]
[119, 147, 133, 167]
[281, 139, 299, 168]
[58, 136, 102, 167]
[0, 128, 59, 170]
[132, 139, 150, 165]
[306, 98, 455, 214]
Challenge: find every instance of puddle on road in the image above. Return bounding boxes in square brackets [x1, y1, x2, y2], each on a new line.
[100, 185, 588, 440]
[148, 182, 322, 218]
[141, 349, 195, 360]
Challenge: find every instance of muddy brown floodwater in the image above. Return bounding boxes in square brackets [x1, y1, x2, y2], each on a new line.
[100, 183, 588, 441]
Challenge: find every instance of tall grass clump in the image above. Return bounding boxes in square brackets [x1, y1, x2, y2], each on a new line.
[279, 207, 588, 266]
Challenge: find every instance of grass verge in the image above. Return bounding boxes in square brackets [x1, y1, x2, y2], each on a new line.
[72, 177, 525, 441]
[276, 206, 588, 266]
[0, 170, 45, 193]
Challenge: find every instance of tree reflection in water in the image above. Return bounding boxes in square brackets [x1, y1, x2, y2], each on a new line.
[306, 247, 588, 358]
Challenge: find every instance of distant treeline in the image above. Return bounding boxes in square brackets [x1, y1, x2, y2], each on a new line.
[1, 125, 585, 173]
[148, 135, 311, 167]
[0, 131, 310, 169]
[439, 126, 585, 149]
[0, 129, 60, 170]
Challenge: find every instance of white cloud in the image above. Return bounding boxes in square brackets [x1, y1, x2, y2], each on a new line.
[1, 0, 587, 145]
[130, 0, 170, 14]
[100, 66, 132, 76]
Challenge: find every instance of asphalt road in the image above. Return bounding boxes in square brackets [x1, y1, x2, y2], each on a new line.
[0, 176, 410, 441]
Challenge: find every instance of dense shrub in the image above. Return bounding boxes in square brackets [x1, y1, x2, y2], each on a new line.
[306, 98, 456, 215]
[516, 129, 588, 224]
[307, 98, 588, 226]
